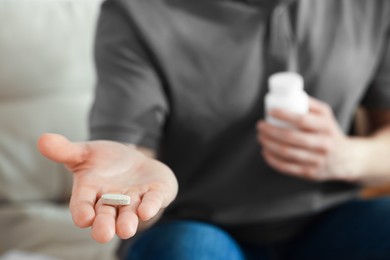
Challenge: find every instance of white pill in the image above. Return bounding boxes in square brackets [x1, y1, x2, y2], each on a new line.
[101, 194, 131, 206]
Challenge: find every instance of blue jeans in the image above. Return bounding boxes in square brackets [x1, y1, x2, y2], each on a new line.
[125, 198, 390, 260]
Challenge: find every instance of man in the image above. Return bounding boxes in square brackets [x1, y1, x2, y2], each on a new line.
[39, 0, 390, 259]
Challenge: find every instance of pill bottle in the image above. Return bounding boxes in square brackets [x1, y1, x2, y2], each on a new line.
[265, 72, 308, 128]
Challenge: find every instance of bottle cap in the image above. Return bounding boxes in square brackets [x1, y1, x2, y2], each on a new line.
[268, 72, 304, 95]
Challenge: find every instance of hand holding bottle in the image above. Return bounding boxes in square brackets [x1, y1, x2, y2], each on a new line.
[257, 97, 362, 182]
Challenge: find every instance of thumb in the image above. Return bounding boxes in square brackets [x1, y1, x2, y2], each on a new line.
[37, 133, 87, 167]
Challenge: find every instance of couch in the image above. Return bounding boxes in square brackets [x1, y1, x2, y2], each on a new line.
[0, 0, 119, 259]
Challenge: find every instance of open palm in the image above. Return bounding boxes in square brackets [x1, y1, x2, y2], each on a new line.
[37, 133, 178, 243]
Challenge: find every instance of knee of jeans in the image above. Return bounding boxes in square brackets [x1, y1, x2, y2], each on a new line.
[126, 220, 246, 260]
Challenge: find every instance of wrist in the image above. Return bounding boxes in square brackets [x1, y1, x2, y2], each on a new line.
[348, 137, 372, 183]
[333, 136, 371, 183]
[343, 136, 387, 185]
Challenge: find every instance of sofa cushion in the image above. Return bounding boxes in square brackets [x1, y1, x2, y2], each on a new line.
[0, 0, 119, 259]
[0, 0, 98, 202]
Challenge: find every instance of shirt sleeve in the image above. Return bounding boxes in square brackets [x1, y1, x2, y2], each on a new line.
[361, 30, 390, 108]
[89, 0, 169, 149]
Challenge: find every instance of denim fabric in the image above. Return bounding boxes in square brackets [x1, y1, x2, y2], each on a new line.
[286, 197, 390, 260]
[127, 220, 248, 260]
[125, 198, 390, 260]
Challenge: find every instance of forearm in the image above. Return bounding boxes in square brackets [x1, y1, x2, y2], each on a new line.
[351, 125, 390, 186]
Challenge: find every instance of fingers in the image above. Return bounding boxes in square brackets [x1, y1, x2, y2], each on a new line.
[267, 98, 336, 133]
[116, 190, 164, 239]
[257, 120, 332, 180]
[92, 199, 118, 243]
[69, 185, 97, 228]
[138, 190, 164, 221]
[308, 97, 333, 115]
[268, 109, 329, 132]
[91, 189, 165, 242]
[260, 135, 325, 166]
[257, 121, 332, 154]
[92, 191, 141, 243]
[37, 133, 88, 168]
[116, 193, 140, 240]
[262, 149, 320, 180]
[257, 98, 340, 181]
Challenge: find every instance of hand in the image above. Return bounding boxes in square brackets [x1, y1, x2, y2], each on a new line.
[37, 133, 178, 243]
[257, 97, 361, 182]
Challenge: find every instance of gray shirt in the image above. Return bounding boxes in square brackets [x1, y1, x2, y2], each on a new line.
[90, 0, 390, 242]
